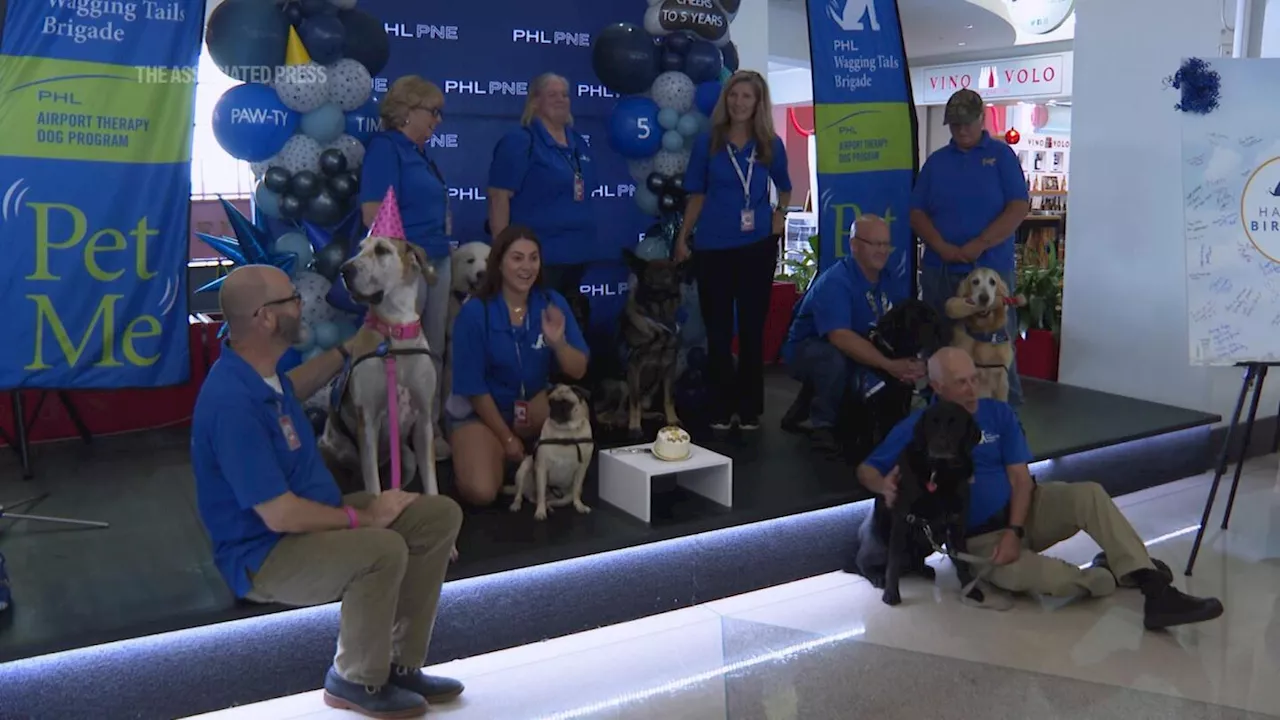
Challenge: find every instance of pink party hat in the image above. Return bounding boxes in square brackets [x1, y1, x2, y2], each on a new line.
[368, 186, 406, 240]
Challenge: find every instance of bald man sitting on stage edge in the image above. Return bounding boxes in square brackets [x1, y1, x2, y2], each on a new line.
[190, 265, 464, 719]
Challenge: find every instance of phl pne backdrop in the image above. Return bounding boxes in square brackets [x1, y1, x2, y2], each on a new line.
[360, 0, 653, 335]
[0, 0, 203, 390]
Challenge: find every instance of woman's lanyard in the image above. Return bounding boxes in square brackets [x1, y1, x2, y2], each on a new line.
[511, 308, 530, 401]
[727, 146, 756, 209]
[557, 142, 586, 203]
[420, 149, 451, 236]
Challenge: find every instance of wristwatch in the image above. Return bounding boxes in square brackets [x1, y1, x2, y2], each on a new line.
[1007, 525, 1025, 539]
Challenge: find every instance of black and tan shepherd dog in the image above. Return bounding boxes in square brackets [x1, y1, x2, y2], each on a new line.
[620, 249, 687, 438]
[852, 400, 983, 606]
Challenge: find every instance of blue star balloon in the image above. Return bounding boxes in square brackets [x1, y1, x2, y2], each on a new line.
[196, 196, 300, 294]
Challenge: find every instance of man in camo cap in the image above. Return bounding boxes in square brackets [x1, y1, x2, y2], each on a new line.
[910, 88, 1031, 407]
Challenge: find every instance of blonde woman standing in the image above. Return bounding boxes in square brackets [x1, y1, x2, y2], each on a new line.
[675, 70, 792, 432]
[487, 73, 600, 301]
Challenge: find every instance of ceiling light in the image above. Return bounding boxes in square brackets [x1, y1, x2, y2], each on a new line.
[966, 24, 974, 29]
[958, 41, 966, 46]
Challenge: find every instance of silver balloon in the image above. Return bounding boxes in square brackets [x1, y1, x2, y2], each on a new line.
[272, 134, 323, 175]
[295, 270, 341, 327]
[274, 62, 330, 113]
[651, 71, 696, 114]
[628, 156, 656, 184]
[326, 59, 373, 111]
[652, 149, 690, 178]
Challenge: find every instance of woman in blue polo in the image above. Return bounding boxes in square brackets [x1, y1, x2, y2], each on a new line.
[360, 75, 453, 451]
[675, 70, 792, 432]
[487, 72, 599, 300]
[446, 225, 590, 505]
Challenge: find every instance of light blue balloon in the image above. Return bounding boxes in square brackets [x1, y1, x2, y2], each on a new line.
[662, 130, 684, 152]
[313, 321, 341, 350]
[300, 102, 346, 144]
[333, 320, 359, 342]
[676, 112, 702, 137]
[293, 321, 316, 352]
[275, 231, 314, 269]
[657, 107, 680, 131]
[254, 181, 282, 218]
[635, 185, 659, 216]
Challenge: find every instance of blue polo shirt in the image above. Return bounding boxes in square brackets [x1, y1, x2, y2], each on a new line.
[360, 130, 450, 256]
[190, 344, 343, 598]
[451, 289, 589, 424]
[910, 131, 1028, 274]
[684, 132, 791, 251]
[782, 257, 892, 364]
[488, 119, 599, 266]
[864, 399, 1032, 528]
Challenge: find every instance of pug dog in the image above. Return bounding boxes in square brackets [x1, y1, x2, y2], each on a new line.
[508, 384, 595, 521]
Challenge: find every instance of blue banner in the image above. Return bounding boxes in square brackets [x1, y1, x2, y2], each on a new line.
[358, 0, 651, 323]
[805, 0, 918, 302]
[0, 0, 202, 389]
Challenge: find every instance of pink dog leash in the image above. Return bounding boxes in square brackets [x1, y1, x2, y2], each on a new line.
[363, 313, 424, 491]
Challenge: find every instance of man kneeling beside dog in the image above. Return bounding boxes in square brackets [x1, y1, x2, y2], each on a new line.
[858, 347, 1223, 631]
[191, 265, 463, 718]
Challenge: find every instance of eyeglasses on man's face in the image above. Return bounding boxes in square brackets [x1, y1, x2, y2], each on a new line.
[255, 291, 301, 316]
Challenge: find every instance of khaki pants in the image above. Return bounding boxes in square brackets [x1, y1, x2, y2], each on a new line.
[965, 482, 1154, 597]
[246, 494, 463, 686]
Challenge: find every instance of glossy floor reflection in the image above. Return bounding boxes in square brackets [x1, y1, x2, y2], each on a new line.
[191, 458, 1280, 720]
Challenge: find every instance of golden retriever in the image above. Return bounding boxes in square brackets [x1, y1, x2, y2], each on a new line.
[945, 268, 1025, 402]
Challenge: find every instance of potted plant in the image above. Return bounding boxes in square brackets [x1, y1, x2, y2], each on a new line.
[1015, 242, 1064, 381]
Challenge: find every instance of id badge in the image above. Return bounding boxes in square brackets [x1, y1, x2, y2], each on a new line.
[740, 208, 755, 233]
[279, 415, 302, 451]
[573, 174, 585, 203]
[514, 400, 530, 428]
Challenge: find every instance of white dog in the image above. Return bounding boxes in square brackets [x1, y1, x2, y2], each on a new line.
[319, 236, 440, 497]
[444, 241, 490, 405]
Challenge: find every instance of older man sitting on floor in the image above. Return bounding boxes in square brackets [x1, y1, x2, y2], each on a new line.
[857, 347, 1223, 629]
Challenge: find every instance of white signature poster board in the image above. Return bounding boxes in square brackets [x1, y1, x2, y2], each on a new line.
[1183, 58, 1280, 365]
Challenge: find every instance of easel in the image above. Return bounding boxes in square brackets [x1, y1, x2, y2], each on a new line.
[1185, 361, 1279, 575]
[0, 390, 94, 480]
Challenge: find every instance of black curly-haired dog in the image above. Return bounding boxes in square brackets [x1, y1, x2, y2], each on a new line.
[862, 299, 949, 443]
[852, 400, 983, 606]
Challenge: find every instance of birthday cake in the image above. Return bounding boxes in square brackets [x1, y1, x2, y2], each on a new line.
[652, 425, 692, 461]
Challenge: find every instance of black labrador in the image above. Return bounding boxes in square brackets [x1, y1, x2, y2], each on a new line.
[853, 400, 983, 606]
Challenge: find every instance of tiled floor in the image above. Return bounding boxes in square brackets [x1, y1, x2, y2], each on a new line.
[189, 458, 1280, 719]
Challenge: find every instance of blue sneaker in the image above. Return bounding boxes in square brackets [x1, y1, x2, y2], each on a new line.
[322, 666, 427, 719]
[390, 664, 465, 703]
[0, 553, 10, 613]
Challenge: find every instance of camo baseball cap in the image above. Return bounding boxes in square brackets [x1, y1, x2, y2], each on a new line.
[943, 89, 984, 125]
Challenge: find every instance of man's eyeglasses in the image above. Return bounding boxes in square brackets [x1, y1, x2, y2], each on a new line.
[854, 237, 892, 251]
[255, 291, 301, 316]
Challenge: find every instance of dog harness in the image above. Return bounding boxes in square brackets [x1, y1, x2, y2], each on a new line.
[328, 315, 440, 490]
[532, 436, 593, 464]
[902, 469, 995, 598]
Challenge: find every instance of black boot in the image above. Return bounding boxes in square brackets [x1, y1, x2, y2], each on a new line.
[1091, 552, 1173, 588]
[1137, 574, 1224, 630]
[810, 427, 840, 454]
[781, 381, 814, 434]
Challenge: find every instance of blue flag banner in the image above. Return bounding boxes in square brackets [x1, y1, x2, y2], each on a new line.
[357, 0, 652, 318]
[805, 0, 918, 302]
[0, 0, 201, 389]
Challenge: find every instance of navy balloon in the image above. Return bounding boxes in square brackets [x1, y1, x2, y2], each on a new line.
[299, 0, 336, 16]
[212, 83, 298, 162]
[664, 31, 695, 55]
[299, 15, 346, 65]
[608, 97, 663, 159]
[721, 41, 740, 72]
[345, 98, 381, 142]
[661, 49, 685, 73]
[683, 40, 724, 84]
[283, 3, 303, 26]
[338, 9, 391, 76]
[695, 81, 722, 116]
[205, 0, 290, 82]
[591, 23, 661, 96]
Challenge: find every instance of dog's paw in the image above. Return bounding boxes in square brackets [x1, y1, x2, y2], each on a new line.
[916, 564, 937, 581]
[534, 506, 549, 521]
[866, 572, 887, 589]
[881, 588, 902, 606]
[573, 500, 592, 514]
[964, 585, 986, 604]
[508, 500, 522, 513]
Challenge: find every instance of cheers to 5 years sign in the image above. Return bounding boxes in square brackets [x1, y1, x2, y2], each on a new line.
[0, 0, 201, 389]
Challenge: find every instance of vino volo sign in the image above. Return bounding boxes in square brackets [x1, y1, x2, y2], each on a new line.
[921, 54, 1066, 104]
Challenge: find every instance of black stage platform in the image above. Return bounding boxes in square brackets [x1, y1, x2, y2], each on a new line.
[0, 376, 1220, 719]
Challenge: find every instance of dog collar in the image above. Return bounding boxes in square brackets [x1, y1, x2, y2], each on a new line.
[365, 313, 422, 340]
[453, 290, 470, 304]
[966, 327, 1010, 345]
